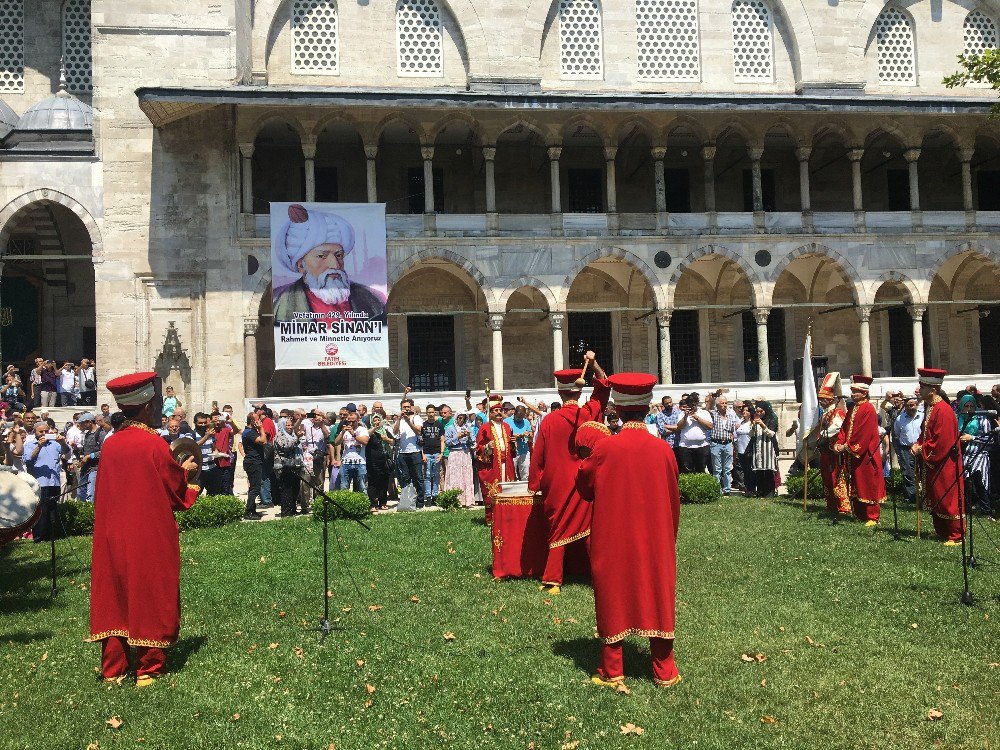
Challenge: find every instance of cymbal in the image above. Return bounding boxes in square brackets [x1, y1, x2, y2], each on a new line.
[170, 437, 202, 485]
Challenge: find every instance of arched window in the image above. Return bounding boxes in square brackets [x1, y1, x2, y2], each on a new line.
[636, 0, 700, 81]
[396, 0, 443, 77]
[62, 0, 92, 93]
[559, 0, 604, 80]
[964, 10, 998, 56]
[874, 6, 916, 84]
[731, 0, 772, 81]
[291, 0, 339, 74]
[0, 0, 24, 93]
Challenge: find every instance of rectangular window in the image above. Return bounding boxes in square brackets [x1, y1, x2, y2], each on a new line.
[886, 306, 915, 376]
[886, 169, 910, 211]
[407, 315, 455, 392]
[742, 168, 776, 211]
[567, 168, 604, 213]
[407, 167, 444, 214]
[664, 168, 691, 213]
[315, 167, 339, 203]
[980, 307, 1000, 373]
[302, 369, 350, 396]
[567, 312, 614, 378]
[976, 171, 1000, 211]
[670, 309, 701, 384]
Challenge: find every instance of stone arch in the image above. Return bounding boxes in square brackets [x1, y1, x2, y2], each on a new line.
[494, 117, 553, 145]
[934, 241, 1000, 282]
[614, 116, 659, 145]
[662, 115, 709, 145]
[758, 0, 821, 82]
[711, 118, 758, 146]
[429, 111, 483, 141]
[559, 246, 665, 309]
[246, 267, 274, 321]
[310, 110, 362, 140]
[665, 244, 764, 308]
[809, 120, 861, 148]
[243, 111, 309, 145]
[560, 114, 609, 144]
[372, 113, 428, 145]
[863, 121, 911, 149]
[496, 276, 559, 311]
[870, 271, 924, 305]
[0, 189, 103, 259]
[766, 242, 867, 303]
[853, 0, 913, 56]
[389, 247, 498, 310]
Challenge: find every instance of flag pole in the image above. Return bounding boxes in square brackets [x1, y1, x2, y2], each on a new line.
[803, 320, 813, 512]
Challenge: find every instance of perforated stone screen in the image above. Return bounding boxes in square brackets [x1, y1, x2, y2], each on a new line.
[0, 0, 23, 93]
[731, 0, 772, 81]
[291, 0, 339, 74]
[62, 0, 92, 93]
[636, 0, 701, 81]
[396, 0, 443, 77]
[559, 0, 604, 80]
[964, 10, 998, 56]
[875, 6, 915, 84]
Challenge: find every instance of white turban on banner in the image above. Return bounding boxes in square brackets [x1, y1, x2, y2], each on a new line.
[278, 204, 355, 277]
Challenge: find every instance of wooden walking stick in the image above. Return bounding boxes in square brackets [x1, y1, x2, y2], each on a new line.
[915, 454, 923, 539]
[575, 357, 591, 387]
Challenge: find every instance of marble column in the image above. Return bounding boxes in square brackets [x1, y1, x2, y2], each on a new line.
[796, 146, 812, 211]
[550, 312, 565, 371]
[548, 146, 562, 214]
[848, 148, 864, 211]
[421, 146, 435, 213]
[483, 146, 497, 213]
[960, 147, 974, 226]
[239, 142, 255, 213]
[749, 145, 764, 212]
[858, 305, 873, 378]
[604, 145, 618, 213]
[904, 148, 921, 210]
[910, 304, 926, 373]
[656, 309, 673, 384]
[754, 309, 770, 382]
[488, 313, 505, 391]
[243, 318, 258, 398]
[652, 146, 667, 213]
[372, 369, 385, 394]
[364, 145, 378, 203]
[701, 145, 717, 213]
[303, 139, 317, 202]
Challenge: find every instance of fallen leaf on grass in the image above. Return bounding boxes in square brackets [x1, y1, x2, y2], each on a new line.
[561, 742, 580, 750]
[341, 606, 352, 612]
[553, 618, 562, 625]
[40, 652, 48, 661]
[927, 708, 944, 721]
[761, 715, 778, 724]
[805, 636, 814, 645]
[760, 679, 767, 687]
[620, 723, 645, 735]
[106, 716, 123, 729]
[231, 713, 241, 721]
[355, 659, 365, 667]
[443, 632, 456, 641]
[741, 652, 766, 663]
[294, 647, 305, 659]
[87, 744, 100, 750]
[268, 643, 279, 650]
[278, 611, 286, 618]
[410, 596, 421, 604]
[326, 590, 333, 598]
[364, 699, 373, 709]
[368, 605, 383, 612]
[259, 556, 266, 564]
[366, 684, 376, 694]
[615, 682, 632, 695]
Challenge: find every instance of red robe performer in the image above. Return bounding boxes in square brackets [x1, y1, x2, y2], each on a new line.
[476, 394, 516, 526]
[913, 368, 964, 544]
[88, 372, 199, 686]
[816, 372, 849, 515]
[577, 373, 682, 688]
[834, 375, 886, 524]
[528, 355, 610, 592]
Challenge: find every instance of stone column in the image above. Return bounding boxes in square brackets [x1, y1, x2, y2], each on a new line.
[488, 313, 505, 391]
[701, 145, 717, 213]
[796, 146, 812, 212]
[483, 146, 497, 213]
[303, 139, 317, 202]
[960, 146, 974, 229]
[550, 312, 565, 371]
[604, 145, 618, 213]
[749, 145, 764, 212]
[364, 145, 378, 203]
[754, 309, 770, 382]
[372, 369, 385, 394]
[904, 147, 921, 210]
[858, 305, 873, 378]
[910, 304, 926, 373]
[421, 145, 435, 213]
[547, 146, 562, 214]
[848, 148, 865, 231]
[656, 309, 673, 384]
[243, 318, 258, 398]
[652, 146, 667, 212]
[239, 142, 255, 213]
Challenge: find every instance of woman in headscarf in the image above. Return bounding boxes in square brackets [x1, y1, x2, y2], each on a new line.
[366, 413, 396, 511]
[749, 399, 779, 497]
[735, 403, 755, 496]
[443, 412, 476, 507]
[273, 415, 303, 517]
[957, 392, 992, 514]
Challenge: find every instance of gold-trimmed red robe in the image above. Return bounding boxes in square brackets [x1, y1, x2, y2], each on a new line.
[475, 419, 515, 526]
[835, 399, 886, 521]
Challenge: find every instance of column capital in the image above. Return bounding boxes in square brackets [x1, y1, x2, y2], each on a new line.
[547, 146, 562, 161]
[909, 304, 927, 321]
[243, 318, 260, 337]
[549, 312, 565, 330]
[238, 142, 255, 158]
[795, 146, 812, 162]
[903, 147, 921, 163]
[700, 145, 717, 161]
[420, 145, 435, 161]
[603, 145, 618, 161]
[958, 146, 975, 163]
[301, 141, 317, 159]
[488, 313, 505, 331]
[749, 146, 765, 161]
[482, 146, 496, 161]
[848, 148, 864, 162]
[857, 304, 873, 323]
[364, 145, 379, 160]
[651, 146, 667, 160]
[753, 308, 770, 325]
[655, 309, 673, 327]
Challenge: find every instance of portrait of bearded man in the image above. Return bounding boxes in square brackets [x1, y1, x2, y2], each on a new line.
[273, 204, 387, 323]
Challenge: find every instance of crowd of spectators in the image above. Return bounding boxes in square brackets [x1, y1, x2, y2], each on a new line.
[2, 358, 97, 410]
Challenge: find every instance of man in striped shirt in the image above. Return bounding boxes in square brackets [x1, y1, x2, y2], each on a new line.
[654, 395, 681, 448]
[709, 397, 741, 495]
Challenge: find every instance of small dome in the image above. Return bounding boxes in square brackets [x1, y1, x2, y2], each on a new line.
[0, 100, 16, 139]
[17, 91, 93, 131]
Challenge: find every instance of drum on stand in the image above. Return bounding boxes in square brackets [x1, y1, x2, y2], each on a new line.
[0, 468, 42, 546]
[491, 481, 549, 580]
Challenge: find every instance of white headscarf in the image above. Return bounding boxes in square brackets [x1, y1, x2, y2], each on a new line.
[278, 204, 355, 278]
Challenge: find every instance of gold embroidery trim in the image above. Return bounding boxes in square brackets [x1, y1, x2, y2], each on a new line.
[550, 529, 591, 548]
[603, 627, 675, 644]
[620, 421, 649, 432]
[494, 495, 543, 506]
[124, 420, 159, 435]
[86, 629, 173, 648]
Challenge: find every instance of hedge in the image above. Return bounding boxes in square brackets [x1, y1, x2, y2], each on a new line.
[784, 468, 823, 499]
[436, 489, 463, 511]
[57, 494, 244, 537]
[311, 490, 371, 521]
[678, 472, 722, 504]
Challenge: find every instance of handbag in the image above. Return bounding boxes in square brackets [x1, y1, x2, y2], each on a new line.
[84, 378, 96, 391]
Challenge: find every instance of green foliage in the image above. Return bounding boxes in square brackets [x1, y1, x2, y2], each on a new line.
[678, 472, 722, 503]
[944, 49, 1000, 114]
[59, 500, 95, 537]
[311, 489, 371, 521]
[435, 488, 463, 511]
[785, 468, 823, 499]
[886, 467, 905, 495]
[175, 494, 245, 531]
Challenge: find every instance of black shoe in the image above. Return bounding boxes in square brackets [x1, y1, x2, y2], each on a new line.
[244, 511, 263, 520]
[415, 503, 425, 509]
[278, 511, 297, 518]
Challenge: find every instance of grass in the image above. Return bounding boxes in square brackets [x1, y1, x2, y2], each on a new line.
[1, 498, 998, 750]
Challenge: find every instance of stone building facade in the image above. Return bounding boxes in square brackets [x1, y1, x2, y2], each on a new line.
[2, 0, 1000, 406]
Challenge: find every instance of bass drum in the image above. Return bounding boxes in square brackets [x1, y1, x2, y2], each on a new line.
[0, 468, 42, 546]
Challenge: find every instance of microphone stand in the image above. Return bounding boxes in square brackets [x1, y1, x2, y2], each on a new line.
[296, 468, 370, 641]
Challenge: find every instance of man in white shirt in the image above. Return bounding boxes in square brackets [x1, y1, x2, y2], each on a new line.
[58, 361, 78, 407]
[393, 395, 426, 508]
[675, 393, 713, 474]
[334, 409, 369, 493]
[77, 359, 97, 406]
[299, 409, 330, 505]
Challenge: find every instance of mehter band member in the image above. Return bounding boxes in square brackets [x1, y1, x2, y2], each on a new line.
[834, 374, 886, 525]
[88, 372, 199, 686]
[475, 394, 515, 526]
[816, 372, 849, 515]
[912, 368, 964, 544]
[528, 351, 609, 594]
[577, 373, 682, 689]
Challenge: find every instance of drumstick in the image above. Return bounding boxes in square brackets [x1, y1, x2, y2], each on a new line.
[575, 358, 591, 387]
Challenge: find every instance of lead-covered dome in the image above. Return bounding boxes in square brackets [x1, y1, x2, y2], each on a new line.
[17, 90, 93, 131]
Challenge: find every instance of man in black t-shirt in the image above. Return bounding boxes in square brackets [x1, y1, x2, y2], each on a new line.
[420, 404, 446, 506]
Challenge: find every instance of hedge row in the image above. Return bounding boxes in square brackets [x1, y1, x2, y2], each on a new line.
[785, 467, 907, 500]
[58, 494, 245, 537]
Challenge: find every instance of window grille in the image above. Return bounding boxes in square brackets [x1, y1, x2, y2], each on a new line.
[559, 0, 603, 80]
[964, 10, 998, 56]
[669, 309, 701, 383]
[291, 0, 340, 74]
[874, 6, 916, 84]
[62, 0, 91, 93]
[407, 315, 455, 391]
[636, 0, 700, 81]
[731, 0, 772, 81]
[0, 0, 23, 93]
[396, 0, 443, 77]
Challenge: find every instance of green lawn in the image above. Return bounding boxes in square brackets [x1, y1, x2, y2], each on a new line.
[1, 498, 998, 750]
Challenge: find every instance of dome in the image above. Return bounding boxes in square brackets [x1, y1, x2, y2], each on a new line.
[0, 100, 16, 139]
[17, 91, 93, 131]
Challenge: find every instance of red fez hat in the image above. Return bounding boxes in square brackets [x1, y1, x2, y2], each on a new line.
[918, 367, 947, 386]
[575, 420, 612, 453]
[608, 373, 658, 408]
[553, 369, 583, 391]
[850, 374, 873, 392]
[106, 371, 158, 407]
[488, 394, 503, 408]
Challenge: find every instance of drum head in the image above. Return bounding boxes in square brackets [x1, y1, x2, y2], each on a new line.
[0, 470, 42, 546]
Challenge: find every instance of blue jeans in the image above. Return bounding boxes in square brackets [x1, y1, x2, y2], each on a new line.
[77, 467, 98, 503]
[424, 453, 442, 502]
[340, 462, 367, 494]
[260, 473, 273, 505]
[710, 442, 734, 493]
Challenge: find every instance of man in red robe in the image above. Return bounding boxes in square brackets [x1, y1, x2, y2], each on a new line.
[476, 394, 516, 526]
[834, 375, 886, 525]
[911, 368, 964, 544]
[528, 351, 609, 594]
[816, 372, 849, 515]
[88, 372, 199, 686]
[577, 373, 682, 688]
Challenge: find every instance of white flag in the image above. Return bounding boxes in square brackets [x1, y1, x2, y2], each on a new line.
[797, 332, 819, 448]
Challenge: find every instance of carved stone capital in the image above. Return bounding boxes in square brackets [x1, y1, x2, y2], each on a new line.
[301, 140, 317, 160]
[547, 146, 562, 161]
[550, 312, 565, 330]
[857, 305, 873, 323]
[753, 308, 770, 326]
[909, 304, 927, 321]
[603, 146, 618, 161]
[244, 318, 260, 337]
[650, 146, 667, 160]
[488, 313, 505, 332]
[749, 146, 765, 161]
[958, 146, 975, 163]
[364, 145, 379, 160]
[700, 145, 717, 161]
[238, 142, 255, 159]
[795, 146, 812, 162]
[655, 309, 673, 327]
[482, 146, 496, 161]
[847, 148, 865, 163]
[903, 148, 921, 164]
[420, 146, 435, 161]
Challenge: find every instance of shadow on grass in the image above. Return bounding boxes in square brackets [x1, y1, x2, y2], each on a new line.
[552, 637, 657, 681]
[0, 630, 55, 644]
[168, 635, 207, 673]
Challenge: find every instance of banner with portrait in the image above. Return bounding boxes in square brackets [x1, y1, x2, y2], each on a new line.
[270, 202, 389, 370]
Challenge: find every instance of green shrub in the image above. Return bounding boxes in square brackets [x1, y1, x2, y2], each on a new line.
[678, 473, 722, 504]
[60, 500, 95, 537]
[311, 490, 371, 521]
[785, 468, 822, 499]
[175, 494, 245, 531]
[886, 467, 904, 494]
[436, 489, 463, 511]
